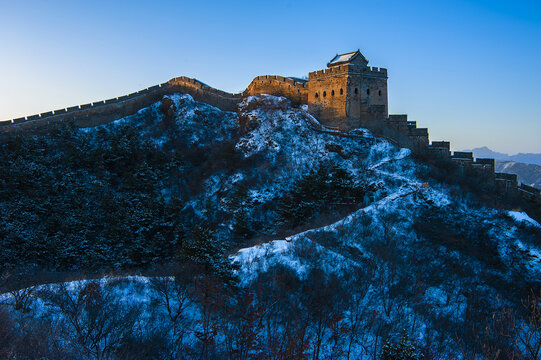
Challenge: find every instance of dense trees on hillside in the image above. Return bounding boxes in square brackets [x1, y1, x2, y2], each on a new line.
[277, 162, 367, 228]
[0, 121, 367, 276]
[0, 124, 182, 272]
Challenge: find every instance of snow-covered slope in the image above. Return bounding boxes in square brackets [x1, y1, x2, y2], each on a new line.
[1, 94, 540, 359]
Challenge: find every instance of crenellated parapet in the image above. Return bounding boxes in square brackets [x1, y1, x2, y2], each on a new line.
[244, 75, 308, 105]
[308, 64, 387, 81]
[308, 65, 351, 80]
[383, 114, 428, 152]
[360, 66, 388, 78]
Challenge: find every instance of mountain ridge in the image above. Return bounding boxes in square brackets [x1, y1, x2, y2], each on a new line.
[464, 146, 541, 166]
[496, 160, 541, 188]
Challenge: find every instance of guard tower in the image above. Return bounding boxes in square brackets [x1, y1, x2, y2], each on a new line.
[307, 50, 388, 130]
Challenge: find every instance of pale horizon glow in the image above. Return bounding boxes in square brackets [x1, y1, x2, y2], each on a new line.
[0, 0, 540, 154]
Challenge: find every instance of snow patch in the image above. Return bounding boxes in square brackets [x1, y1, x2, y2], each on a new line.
[508, 211, 541, 228]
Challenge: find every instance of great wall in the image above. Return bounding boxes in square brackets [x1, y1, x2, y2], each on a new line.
[0, 76, 242, 134]
[1, 50, 540, 205]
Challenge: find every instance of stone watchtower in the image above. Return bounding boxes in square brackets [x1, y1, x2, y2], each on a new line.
[307, 50, 388, 130]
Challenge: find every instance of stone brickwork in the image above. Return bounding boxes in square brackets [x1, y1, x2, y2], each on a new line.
[306, 63, 388, 131]
[244, 75, 308, 105]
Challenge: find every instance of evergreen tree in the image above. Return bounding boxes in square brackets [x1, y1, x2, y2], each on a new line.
[182, 225, 238, 281]
[229, 184, 255, 244]
[233, 210, 254, 245]
[277, 161, 364, 227]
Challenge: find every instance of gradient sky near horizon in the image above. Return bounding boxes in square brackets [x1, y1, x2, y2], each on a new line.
[1, 0, 540, 154]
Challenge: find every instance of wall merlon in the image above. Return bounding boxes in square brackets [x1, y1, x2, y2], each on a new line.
[0, 120, 13, 127]
[495, 172, 518, 182]
[388, 114, 408, 123]
[53, 109, 67, 115]
[475, 158, 495, 166]
[409, 128, 428, 136]
[520, 184, 541, 196]
[40, 111, 53, 117]
[452, 151, 473, 159]
[430, 141, 450, 150]
[360, 66, 388, 77]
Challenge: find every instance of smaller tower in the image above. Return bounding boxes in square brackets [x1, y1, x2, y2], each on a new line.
[307, 50, 388, 130]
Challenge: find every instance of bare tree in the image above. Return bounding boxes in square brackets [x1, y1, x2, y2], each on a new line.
[0, 307, 16, 359]
[515, 290, 541, 360]
[191, 275, 227, 360]
[150, 275, 193, 353]
[40, 281, 141, 360]
[221, 289, 265, 360]
[343, 265, 375, 360]
[1, 271, 36, 312]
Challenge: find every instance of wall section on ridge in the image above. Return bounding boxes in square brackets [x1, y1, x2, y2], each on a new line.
[0, 77, 243, 136]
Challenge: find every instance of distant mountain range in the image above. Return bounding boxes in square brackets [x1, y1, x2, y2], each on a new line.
[464, 146, 541, 166]
[495, 161, 541, 188]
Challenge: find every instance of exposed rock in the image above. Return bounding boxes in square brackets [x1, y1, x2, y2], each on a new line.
[161, 96, 177, 118]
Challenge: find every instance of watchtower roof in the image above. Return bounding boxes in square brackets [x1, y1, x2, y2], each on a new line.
[327, 50, 368, 67]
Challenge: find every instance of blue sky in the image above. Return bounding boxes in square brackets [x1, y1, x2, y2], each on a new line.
[1, 0, 540, 153]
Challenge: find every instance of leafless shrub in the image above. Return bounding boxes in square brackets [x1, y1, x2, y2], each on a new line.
[150, 272, 194, 355]
[1, 271, 36, 312]
[0, 307, 16, 359]
[220, 289, 265, 360]
[39, 281, 142, 360]
[514, 290, 541, 360]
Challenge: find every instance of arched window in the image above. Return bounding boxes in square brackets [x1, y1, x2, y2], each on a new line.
[331, 90, 335, 96]
[379, 90, 382, 96]
[367, 89, 370, 95]
[315, 92, 319, 98]
[323, 91, 327, 98]
[340, 88, 343, 95]
[354, 88, 358, 94]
